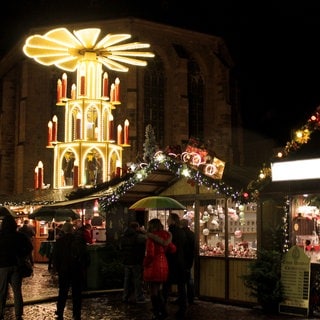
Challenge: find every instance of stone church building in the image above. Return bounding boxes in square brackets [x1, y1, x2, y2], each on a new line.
[0, 18, 243, 196]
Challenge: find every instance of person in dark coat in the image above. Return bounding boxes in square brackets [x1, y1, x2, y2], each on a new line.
[52, 222, 89, 320]
[47, 223, 63, 271]
[163, 213, 188, 319]
[18, 219, 35, 266]
[120, 221, 147, 303]
[180, 218, 195, 305]
[0, 214, 33, 320]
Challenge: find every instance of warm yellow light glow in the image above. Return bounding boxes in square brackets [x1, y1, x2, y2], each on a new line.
[23, 27, 155, 72]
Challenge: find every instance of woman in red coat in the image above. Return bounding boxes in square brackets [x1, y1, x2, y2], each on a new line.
[143, 218, 176, 320]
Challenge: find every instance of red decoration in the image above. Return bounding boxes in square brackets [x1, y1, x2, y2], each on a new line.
[108, 114, 114, 141]
[73, 165, 79, 188]
[124, 119, 129, 145]
[47, 121, 52, 146]
[52, 115, 58, 142]
[76, 114, 81, 139]
[80, 75, 85, 95]
[34, 167, 38, 189]
[56, 79, 62, 103]
[37, 161, 43, 189]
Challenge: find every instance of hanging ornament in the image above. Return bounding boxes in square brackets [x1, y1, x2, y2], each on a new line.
[234, 229, 242, 238]
[202, 211, 210, 222]
[203, 228, 210, 236]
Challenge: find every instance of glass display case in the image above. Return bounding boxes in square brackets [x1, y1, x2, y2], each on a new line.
[292, 194, 320, 263]
[184, 198, 257, 258]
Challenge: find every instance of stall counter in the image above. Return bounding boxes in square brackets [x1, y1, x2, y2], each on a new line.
[86, 242, 107, 290]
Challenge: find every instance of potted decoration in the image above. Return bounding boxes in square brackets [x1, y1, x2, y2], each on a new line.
[241, 226, 285, 314]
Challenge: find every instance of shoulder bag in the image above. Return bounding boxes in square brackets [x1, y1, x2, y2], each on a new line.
[17, 257, 33, 278]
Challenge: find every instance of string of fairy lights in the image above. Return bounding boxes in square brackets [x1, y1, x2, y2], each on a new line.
[99, 151, 245, 211]
[3, 106, 320, 228]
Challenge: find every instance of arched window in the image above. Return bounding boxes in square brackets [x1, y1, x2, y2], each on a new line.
[144, 56, 165, 147]
[84, 148, 103, 186]
[188, 59, 204, 141]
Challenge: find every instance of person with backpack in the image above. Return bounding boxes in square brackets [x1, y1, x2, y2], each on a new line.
[52, 221, 90, 320]
[120, 221, 147, 303]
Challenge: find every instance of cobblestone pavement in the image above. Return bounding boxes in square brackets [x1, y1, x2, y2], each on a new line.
[2, 263, 320, 319]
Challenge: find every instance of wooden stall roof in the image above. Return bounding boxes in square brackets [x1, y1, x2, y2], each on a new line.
[117, 168, 180, 203]
[0, 161, 257, 209]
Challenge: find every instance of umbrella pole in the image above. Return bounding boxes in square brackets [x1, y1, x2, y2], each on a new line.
[81, 204, 84, 226]
[53, 218, 56, 239]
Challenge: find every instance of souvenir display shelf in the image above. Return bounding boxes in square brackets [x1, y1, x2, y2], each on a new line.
[292, 195, 320, 263]
[184, 199, 257, 259]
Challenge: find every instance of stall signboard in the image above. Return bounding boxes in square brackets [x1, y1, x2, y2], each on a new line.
[271, 158, 320, 181]
[279, 245, 310, 317]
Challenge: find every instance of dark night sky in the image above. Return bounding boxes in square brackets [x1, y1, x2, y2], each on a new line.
[2, 1, 320, 147]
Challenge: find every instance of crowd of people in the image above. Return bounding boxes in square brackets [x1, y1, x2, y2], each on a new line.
[0, 211, 194, 320]
[0, 216, 94, 320]
[120, 213, 195, 320]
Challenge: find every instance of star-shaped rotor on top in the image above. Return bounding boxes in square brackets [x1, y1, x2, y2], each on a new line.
[23, 27, 155, 72]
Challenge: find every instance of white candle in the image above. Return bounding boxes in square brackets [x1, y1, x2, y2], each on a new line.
[117, 124, 122, 145]
[47, 121, 52, 146]
[34, 166, 39, 189]
[110, 84, 115, 102]
[103, 72, 108, 97]
[37, 161, 43, 189]
[52, 115, 58, 142]
[109, 114, 114, 141]
[124, 119, 129, 145]
[71, 84, 76, 100]
[62, 73, 67, 98]
[115, 77, 120, 101]
[56, 79, 62, 103]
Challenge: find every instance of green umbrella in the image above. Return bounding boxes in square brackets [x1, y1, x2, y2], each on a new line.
[129, 196, 186, 210]
[0, 206, 17, 219]
[28, 206, 80, 222]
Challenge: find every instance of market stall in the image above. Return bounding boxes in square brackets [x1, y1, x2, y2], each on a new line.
[259, 155, 320, 316]
[157, 177, 258, 305]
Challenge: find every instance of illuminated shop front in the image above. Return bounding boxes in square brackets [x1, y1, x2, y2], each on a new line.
[258, 118, 320, 316]
[269, 155, 320, 252]
[130, 146, 259, 305]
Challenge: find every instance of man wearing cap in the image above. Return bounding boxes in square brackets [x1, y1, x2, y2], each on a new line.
[52, 221, 89, 320]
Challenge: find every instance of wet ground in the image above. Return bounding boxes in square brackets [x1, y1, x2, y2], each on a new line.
[3, 263, 320, 319]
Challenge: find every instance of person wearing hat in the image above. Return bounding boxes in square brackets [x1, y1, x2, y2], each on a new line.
[52, 221, 89, 320]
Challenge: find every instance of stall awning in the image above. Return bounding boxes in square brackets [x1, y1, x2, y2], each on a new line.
[44, 195, 99, 209]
